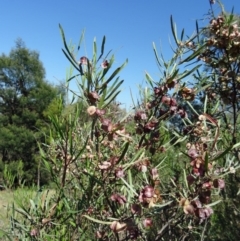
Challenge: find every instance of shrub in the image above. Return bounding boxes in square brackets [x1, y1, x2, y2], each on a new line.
[5, 1, 240, 240]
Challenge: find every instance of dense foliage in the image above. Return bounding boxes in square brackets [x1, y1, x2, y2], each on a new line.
[1, 1, 240, 240]
[0, 39, 64, 186]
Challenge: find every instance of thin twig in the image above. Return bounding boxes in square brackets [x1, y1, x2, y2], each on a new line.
[200, 219, 209, 241]
[155, 218, 174, 241]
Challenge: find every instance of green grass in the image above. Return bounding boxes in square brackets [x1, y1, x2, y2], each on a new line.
[0, 187, 52, 240]
[0, 190, 14, 230]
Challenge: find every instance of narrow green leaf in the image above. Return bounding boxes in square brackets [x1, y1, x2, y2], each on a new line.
[186, 101, 199, 116]
[123, 149, 145, 170]
[183, 169, 189, 191]
[38, 144, 46, 158]
[86, 59, 93, 92]
[59, 24, 78, 65]
[121, 177, 138, 196]
[169, 63, 179, 77]
[93, 37, 97, 65]
[97, 35, 106, 62]
[99, 76, 120, 96]
[170, 15, 179, 45]
[196, 20, 200, 42]
[62, 49, 79, 72]
[204, 94, 208, 113]
[99, 59, 128, 89]
[129, 88, 136, 108]
[237, 188, 240, 195]
[66, 73, 81, 82]
[104, 76, 120, 93]
[99, 87, 107, 108]
[102, 91, 121, 109]
[118, 142, 129, 163]
[0, 231, 12, 241]
[182, 188, 188, 198]
[180, 44, 206, 63]
[205, 199, 222, 207]
[145, 72, 154, 88]
[69, 124, 73, 156]
[195, 83, 212, 94]
[15, 208, 32, 220]
[83, 215, 112, 224]
[180, 28, 185, 41]
[156, 156, 167, 168]
[98, 53, 114, 82]
[50, 116, 64, 140]
[177, 64, 201, 81]
[153, 42, 162, 68]
[73, 136, 89, 162]
[211, 100, 220, 115]
[78, 29, 85, 50]
[211, 146, 232, 161]
[124, 169, 134, 199]
[232, 142, 240, 150]
[104, 80, 124, 101]
[30, 199, 36, 210]
[154, 200, 173, 208]
[170, 178, 177, 187]
[43, 159, 51, 172]
[79, 232, 86, 241]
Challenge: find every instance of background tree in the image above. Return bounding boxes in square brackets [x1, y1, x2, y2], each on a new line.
[0, 39, 65, 185]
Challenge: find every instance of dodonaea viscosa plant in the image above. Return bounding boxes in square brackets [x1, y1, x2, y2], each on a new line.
[7, 2, 240, 240]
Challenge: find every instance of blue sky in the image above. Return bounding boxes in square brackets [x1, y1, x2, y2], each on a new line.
[1, 0, 240, 109]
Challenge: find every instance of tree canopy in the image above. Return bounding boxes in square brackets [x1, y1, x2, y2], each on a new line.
[0, 39, 64, 184]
